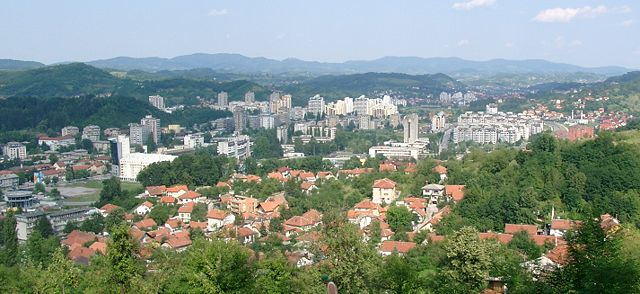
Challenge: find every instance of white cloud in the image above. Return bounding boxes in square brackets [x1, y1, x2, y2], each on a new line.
[452, 0, 495, 10]
[622, 19, 634, 27]
[504, 42, 515, 48]
[209, 9, 228, 16]
[456, 39, 470, 47]
[533, 6, 607, 23]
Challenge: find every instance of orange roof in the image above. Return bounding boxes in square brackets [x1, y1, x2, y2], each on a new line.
[207, 209, 228, 219]
[429, 233, 445, 243]
[300, 182, 316, 190]
[141, 201, 154, 208]
[445, 185, 465, 201]
[299, 171, 315, 180]
[130, 227, 146, 241]
[165, 219, 182, 229]
[89, 242, 107, 255]
[259, 201, 280, 213]
[551, 219, 580, 231]
[216, 182, 231, 188]
[433, 165, 448, 174]
[190, 221, 208, 230]
[379, 241, 416, 253]
[284, 216, 314, 228]
[68, 247, 96, 263]
[62, 230, 96, 248]
[179, 191, 201, 200]
[354, 199, 382, 211]
[166, 185, 189, 193]
[504, 224, 537, 237]
[165, 236, 192, 249]
[178, 202, 195, 213]
[267, 172, 287, 181]
[245, 175, 262, 183]
[135, 218, 157, 230]
[100, 203, 121, 214]
[404, 163, 417, 173]
[160, 196, 177, 204]
[145, 185, 167, 196]
[379, 163, 397, 172]
[302, 209, 322, 223]
[479, 232, 513, 244]
[238, 227, 256, 237]
[532, 235, 563, 246]
[372, 178, 396, 189]
[545, 245, 569, 265]
[317, 171, 333, 178]
[290, 170, 302, 177]
[72, 165, 91, 171]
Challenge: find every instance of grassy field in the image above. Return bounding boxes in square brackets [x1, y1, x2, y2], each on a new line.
[617, 130, 640, 145]
[63, 180, 143, 203]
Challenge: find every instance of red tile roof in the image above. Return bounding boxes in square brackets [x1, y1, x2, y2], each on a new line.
[379, 163, 397, 172]
[207, 209, 228, 220]
[141, 201, 154, 208]
[68, 247, 96, 263]
[89, 241, 107, 255]
[445, 185, 465, 202]
[379, 241, 416, 253]
[178, 202, 195, 213]
[166, 185, 189, 193]
[100, 204, 121, 214]
[135, 218, 157, 230]
[145, 185, 167, 196]
[165, 236, 192, 249]
[545, 245, 569, 265]
[354, 199, 382, 211]
[72, 165, 91, 171]
[179, 191, 201, 200]
[300, 182, 316, 191]
[62, 230, 97, 248]
[479, 232, 513, 244]
[238, 227, 256, 237]
[372, 178, 396, 189]
[160, 196, 177, 204]
[551, 219, 580, 231]
[284, 216, 314, 228]
[302, 209, 322, 223]
[504, 224, 537, 237]
[433, 165, 448, 174]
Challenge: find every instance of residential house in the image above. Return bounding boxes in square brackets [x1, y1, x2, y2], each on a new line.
[433, 164, 448, 181]
[237, 226, 258, 244]
[445, 185, 465, 202]
[145, 185, 167, 197]
[178, 202, 195, 223]
[401, 197, 428, 222]
[164, 219, 183, 233]
[134, 218, 157, 231]
[179, 191, 202, 204]
[504, 224, 538, 237]
[379, 163, 397, 172]
[300, 182, 317, 194]
[135, 201, 154, 215]
[550, 219, 581, 237]
[99, 204, 121, 217]
[372, 178, 397, 204]
[166, 185, 189, 198]
[283, 209, 322, 237]
[379, 241, 416, 256]
[160, 196, 177, 205]
[347, 199, 384, 229]
[422, 183, 445, 205]
[207, 209, 235, 231]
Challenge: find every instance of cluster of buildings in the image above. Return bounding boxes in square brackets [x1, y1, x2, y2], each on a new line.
[129, 115, 161, 146]
[368, 114, 432, 160]
[453, 104, 544, 145]
[308, 95, 404, 118]
[439, 91, 477, 106]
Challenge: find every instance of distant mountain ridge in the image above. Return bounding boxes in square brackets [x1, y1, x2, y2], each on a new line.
[0, 59, 45, 70]
[83, 53, 632, 76]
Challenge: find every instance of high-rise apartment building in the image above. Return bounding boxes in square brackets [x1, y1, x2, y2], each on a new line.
[233, 106, 247, 134]
[81, 125, 101, 142]
[218, 91, 228, 107]
[148, 95, 165, 110]
[308, 95, 325, 116]
[61, 126, 79, 137]
[141, 115, 161, 144]
[244, 91, 255, 104]
[403, 114, 419, 143]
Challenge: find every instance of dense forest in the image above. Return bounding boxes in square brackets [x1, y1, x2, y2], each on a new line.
[0, 95, 231, 134]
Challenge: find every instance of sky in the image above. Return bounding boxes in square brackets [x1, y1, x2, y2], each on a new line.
[0, 0, 638, 68]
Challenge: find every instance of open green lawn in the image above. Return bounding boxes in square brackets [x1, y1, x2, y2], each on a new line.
[617, 130, 640, 145]
[63, 180, 143, 203]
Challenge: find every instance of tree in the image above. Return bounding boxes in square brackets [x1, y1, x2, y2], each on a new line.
[48, 154, 59, 165]
[34, 215, 54, 238]
[191, 203, 208, 222]
[166, 239, 255, 293]
[105, 208, 126, 234]
[107, 224, 143, 292]
[255, 253, 293, 294]
[549, 217, 640, 293]
[369, 220, 382, 245]
[146, 134, 157, 153]
[47, 248, 81, 293]
[80, 213, 105, 234]
[439, 226, 496, 293]
[376, 253, 418, 293]
[508, 230, 542, 259]
[64, 221, 80, 234]
[25, 230, 60, 266]
[386, 206, 415, 234]
[2, 213, 18, 266]
[34, 182, 45, 194]
[99, 177, 122, 206]
[49, 188, 61, 199]
[148, 205, 178, 225]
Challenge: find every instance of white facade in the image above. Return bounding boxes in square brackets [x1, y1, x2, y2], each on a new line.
[61, 126, 79, 137]
[216, 135, 252, 159]
[453, 111, 544, 144]
[218, 91, 228, 107]
[308, 95, 325, 116]
[149, 95, 165, 110]
[82, 125, 101, 142]
[403, 114, 419, 143]
[3, 142, 27, 160]
[245, 91, 255, 104]
[184, 133, 205, 148]
[141, 115, 161, 144]
[431, 112, 447, 132]
[119, 153, 177, 181]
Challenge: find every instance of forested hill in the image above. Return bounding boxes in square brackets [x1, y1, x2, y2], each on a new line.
[285, 72, 465, 105]
[0, 63, 271, 103]
[0, 59, 45, 70]
[0, 96, 231, 133]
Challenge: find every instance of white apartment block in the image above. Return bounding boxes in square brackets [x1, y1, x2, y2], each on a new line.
[61, 126, 79, 137]
[82, 125, 101, 142]
[149, 95, 165, 110]
[453, 110, 544, 145]
[119, 153, 177, 181]
[3, 142, 27, 160]
[216, 135, 252, 159]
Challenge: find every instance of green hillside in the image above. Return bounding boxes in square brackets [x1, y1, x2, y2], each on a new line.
[284, 72, 466, 105]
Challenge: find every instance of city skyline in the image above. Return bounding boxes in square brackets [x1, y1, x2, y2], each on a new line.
[0, 0, 638, 68]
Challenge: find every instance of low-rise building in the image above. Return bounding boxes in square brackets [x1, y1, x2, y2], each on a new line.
[119, 153, 177, 182]
[16, 208, 95, 241]
[372, 178, 398, 205]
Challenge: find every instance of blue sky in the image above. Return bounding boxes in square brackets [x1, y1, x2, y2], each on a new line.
[0, 0, 638, 68]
